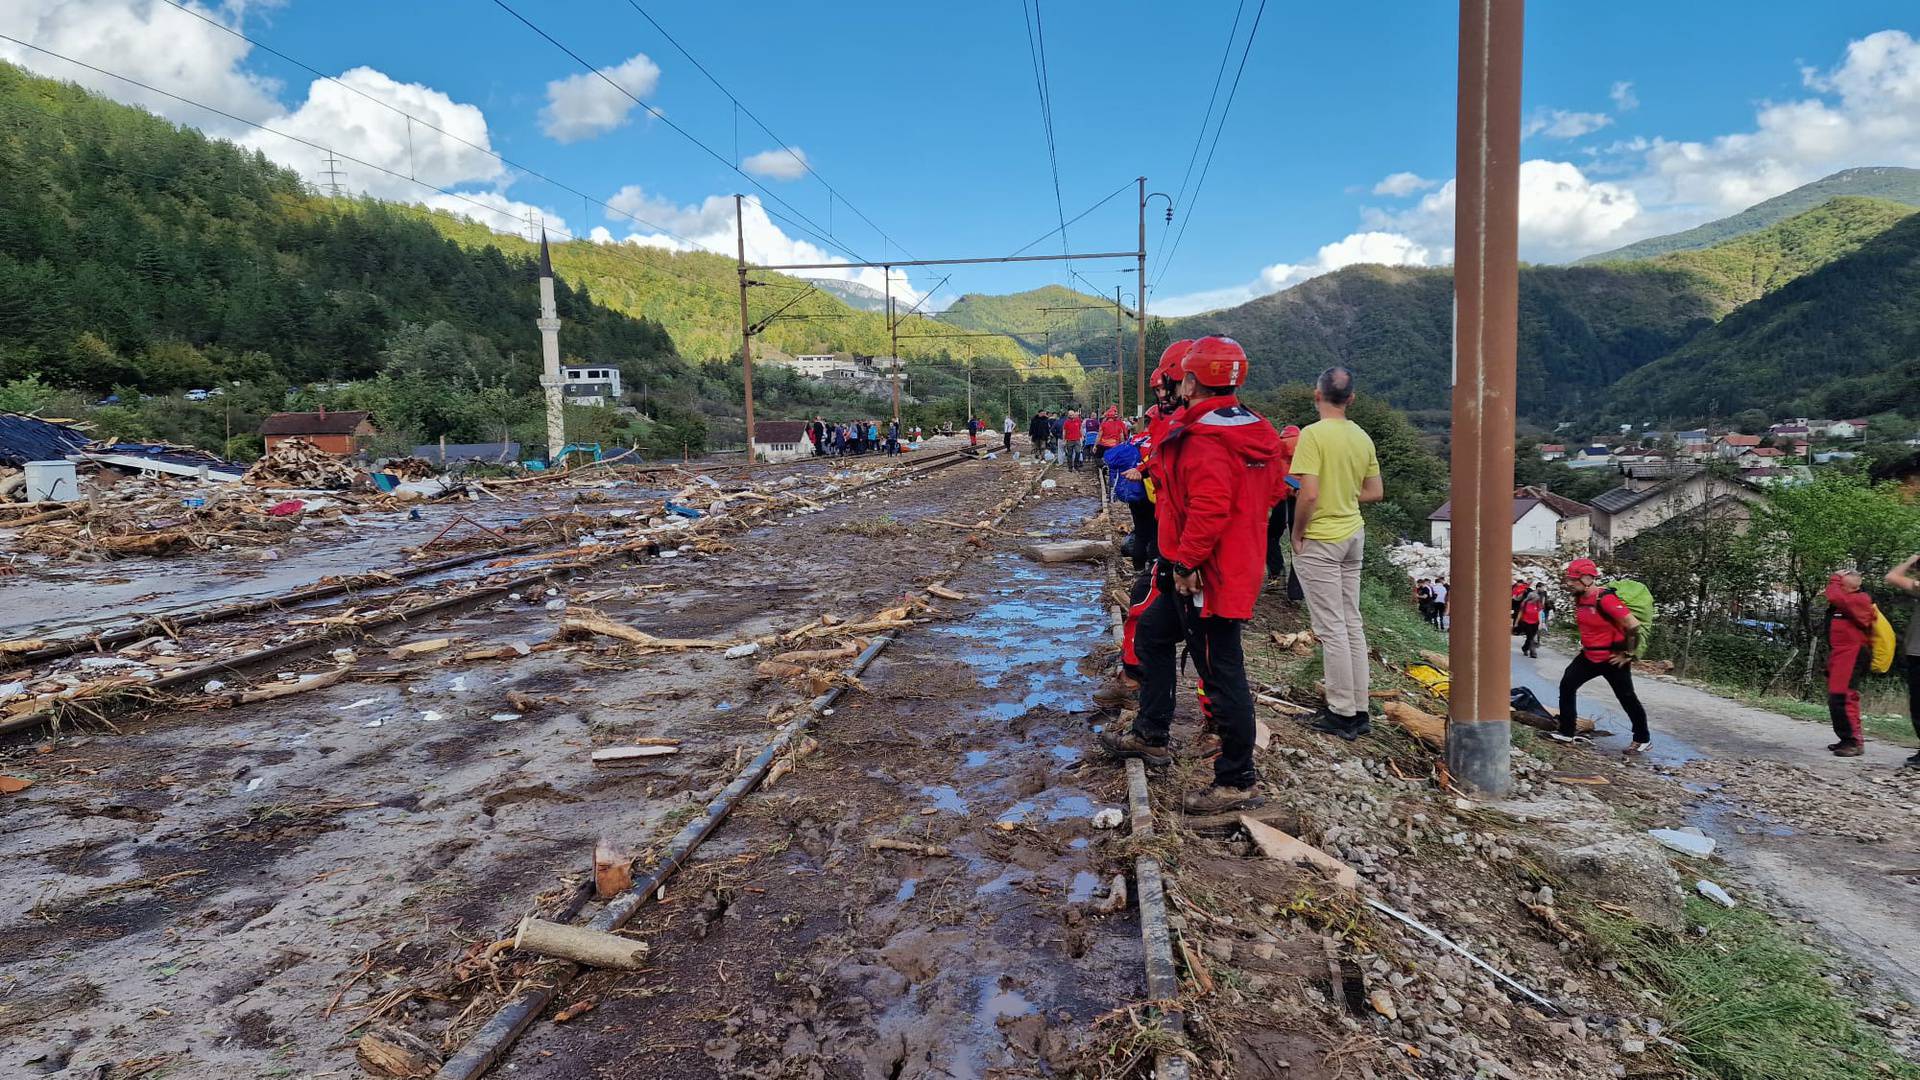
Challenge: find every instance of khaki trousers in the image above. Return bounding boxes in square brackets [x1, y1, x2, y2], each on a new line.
[1294, 530, 1370, 716]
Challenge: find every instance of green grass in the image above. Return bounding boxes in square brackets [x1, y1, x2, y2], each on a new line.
[1581, 899, 1920, 1080]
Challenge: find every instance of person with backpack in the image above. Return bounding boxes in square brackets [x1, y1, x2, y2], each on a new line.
[1556, 557, 1652, 754]
[1824, 569, 1881, 758]
[1883, 554, 1920, 769]
[1513, 584, 1543, 659]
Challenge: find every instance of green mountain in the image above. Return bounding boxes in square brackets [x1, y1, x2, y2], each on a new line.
[1602, 210, 1920, 421]
[938, 284, 1122, 360]
[1578, 166, 1920, 263]
[1642, 195, 1919, 310]
[1168, 262, 1718, 421]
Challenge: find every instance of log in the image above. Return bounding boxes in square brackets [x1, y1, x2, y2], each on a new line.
[460, 641, 535, 661]
[356, 1025, 443, 1077]
[0, 638, 48, 654]
[387, 637, 452, 659]
[795, 618, 912, 640]
[1090, 873, 1129, 915]
[561, 614, 725, 650]
[1418, 649, 1451, 671]
[772, 641, 862, 664]
[594, 839, 633, 900]
[1255, 692, 1313, 716]
[1239, 816, 1359, 890]
[1024, 540, 1114, 564]
[867, 837, 951, 857]
[513, 916, 650, 970]
[1382, 701, 1446, 750]
[229, 666, 350, 705]
[926, 584, 969, 601]
[1512, 707, 1594, 734]
[590, 745, 679, 766]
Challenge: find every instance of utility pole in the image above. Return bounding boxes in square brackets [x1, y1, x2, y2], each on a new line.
[885, 268, 901, 426]
[320, 153, 346, 197]
[1446, 0, 1524, 799]
[535, 232, 565, 462]
[1135, 176, 1147, 418]
[1113, 286, 1125, 411]
[735, 195, 757, 462]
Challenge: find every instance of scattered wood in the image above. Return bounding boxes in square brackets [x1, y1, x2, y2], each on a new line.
[591, 745, 679, 766]
[1178, 935, 1215, 996]
[1024, 539, 1114, 564]
[1418, 649, 1450, 671]
[1090, 873, 1129, 915]
[795, 618, 912, 639]
[0, 638, 48, 654]
[504, 690, 539, 714]
[387, 638, 452, 659]
[925, 583, 969, 601]
[226, 667, 349, 705]
[459, 641, 537, 662]
[0, 775, 33, 794]
[552, 998, 598, 1023]
[1251, 717, 1272, 751]
[594, 839, 633, 900]
[764, 756, 794, 789]
[1255, 692, 1313, 716]
[867, 837, 952, 857]
[561, 613, 726, 650]
[1551, 773, 1609, 786]
[1269, 629, 1316, 652]
[1239, 816, 1359, 890]
[771, 641, 861, 664]
[355, 1026, 443, 1078]
[1382, 701, 1446, 750]
[512, 917, 650, 970]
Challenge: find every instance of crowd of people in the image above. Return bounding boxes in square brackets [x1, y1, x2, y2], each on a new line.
[805, 418, 914, 457]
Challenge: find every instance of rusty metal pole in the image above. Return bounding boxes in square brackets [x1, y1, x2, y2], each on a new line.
[886, 269, 900, 425]
[1114, 286, 1125, 411]
[1446, 0, 1523, 799]
[1134, 176, 1148, 417]
[735, 195, 757, 463]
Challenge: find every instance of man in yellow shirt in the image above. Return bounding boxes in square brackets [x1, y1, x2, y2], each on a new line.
[1289, 367, 1384, 740]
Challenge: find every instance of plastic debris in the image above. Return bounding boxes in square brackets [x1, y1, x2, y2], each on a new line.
[1695, 879, 1736, 907]
[1090, 807, 1125, 829]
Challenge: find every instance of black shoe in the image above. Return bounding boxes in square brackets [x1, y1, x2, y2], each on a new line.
[1346, 711, 1373, 738]
[1904, 752, 1920, 770]
[1311, 711, 1368, 742]
[1832, 741, 1864, 758]
[1098, 729, 1173, 768]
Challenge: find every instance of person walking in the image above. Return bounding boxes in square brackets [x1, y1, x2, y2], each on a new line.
[1082, 413, 1101, 479]
[1049, 411, 1065, 461]
[1513, 584, 1543, 659]
[1289, 367, 1384, 740]
[1883, 554, 1920, 768]
[1062, 410, 1085, 471]
[1028, 410, 1050, 459]
[1431, 578, 1450, 629]
[1097, 405, 1128, 452]
[1824, 568, 1879, 758]
[1555, 557, 1652, 754]
[1001, 413, 1015, 452]
[1101, 336, 1283, 814]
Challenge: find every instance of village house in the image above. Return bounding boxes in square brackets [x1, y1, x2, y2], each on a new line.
[259, 409, 376, 455]
[561, 366, 622, 407]
[1714, 433, 1761, 458]
[1537, 443, 1565, 462]
[1566, 445, 1614, 468]
[1428, 485, 1592, 555]
[1824, 418, 1869, 439]
[1587, 465, 1766, 555]
[751, 420, 812, 463]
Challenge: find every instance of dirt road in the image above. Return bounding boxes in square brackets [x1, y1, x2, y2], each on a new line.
[1513, 643, 1920, 1002]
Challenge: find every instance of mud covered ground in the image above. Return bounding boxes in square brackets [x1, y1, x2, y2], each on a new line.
[2, 451, 1135, 1078]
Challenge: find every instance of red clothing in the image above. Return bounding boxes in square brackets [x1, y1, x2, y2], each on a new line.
[1063, 417, 1085, 442]
[1574, 589, 1634, 662]
[1153, 395, 1285, 620]
[1825, 574, 1875, 694]
[1097, 417, 1128, 447]
[1519, 599, 1542, 626]
[1274, 424, 1299, 499]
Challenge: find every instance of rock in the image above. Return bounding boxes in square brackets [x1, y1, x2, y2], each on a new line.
[1204, 937, 1234, 963]
[1534, 886, 1555, 907]
[1649, 828, 1715, 857]
[1090, 807, 1124, 829]
[1620, 1038, 1646, 1054]
[1369, 989, 1398, 1020]
[1695, 879, 1736, 907]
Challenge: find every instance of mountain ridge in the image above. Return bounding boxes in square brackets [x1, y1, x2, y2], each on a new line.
[1576, 166, 1920, 263]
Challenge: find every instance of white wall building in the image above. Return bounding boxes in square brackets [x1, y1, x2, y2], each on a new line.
[562, 366, 622, 406]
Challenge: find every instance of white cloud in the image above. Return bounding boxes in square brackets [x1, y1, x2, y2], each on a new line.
[1157, 231, 1435, 316]
[420, 191, 569, 242]
[539, 53, 661, 143]
[1370, 159, 1643, 263]
[1610, 80, 1639, 111]
[1372, 171, 1437, 197]
[598, 188, 921, 303]
[241, 67, 504, 200]
[741, 146, 810, 181]
[1524, 109, 1613, 139]
[0, 0, 282, 129]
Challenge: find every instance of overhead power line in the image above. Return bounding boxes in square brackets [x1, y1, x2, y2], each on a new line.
[1019, 0, 1071, 277]
[488, 0, 868, 266]
[1153, 0, 1268, 289]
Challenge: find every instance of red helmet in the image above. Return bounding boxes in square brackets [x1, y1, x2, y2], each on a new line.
[1564, 558, 1600, 580]
[1153, 340, 1194, 385]
[1181, 335, 1249, 388]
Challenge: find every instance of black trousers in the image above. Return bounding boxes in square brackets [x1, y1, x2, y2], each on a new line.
[1517, 622, 1539, 656]
[1265, 498, 1293, 578]
[1133, 576, 1258, 790]
[1559, 652, 1650, 742]
[1127, 499, 1158, 570]
[1907, 662, 1920, 743]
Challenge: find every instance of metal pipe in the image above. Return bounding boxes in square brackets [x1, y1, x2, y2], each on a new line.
[1135, 177, 1147, 417]
[1445, 0, 1523, 799]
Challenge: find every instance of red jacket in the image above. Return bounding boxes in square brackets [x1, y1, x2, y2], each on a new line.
[1063, 417, 1084, 441]
[1153, 396, 1285, 619]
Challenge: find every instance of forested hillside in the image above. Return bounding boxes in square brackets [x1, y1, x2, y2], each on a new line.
[1630, 196, 1916, 310]
[1168, 262, 1718, 421]
[1578, 166, 1920, 263]
[1602, 210, 1920, 421]
[938, 284, 1122, 359]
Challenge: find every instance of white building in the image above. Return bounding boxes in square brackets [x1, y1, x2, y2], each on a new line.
[562, 366, 622, 406]
[751, 420, 812, 463]
[1825, 419, 1868, 439]
[788, 353, 856, 378]
[1428, 486, 1592, 555]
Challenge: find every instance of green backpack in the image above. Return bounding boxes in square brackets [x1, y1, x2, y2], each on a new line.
[1603, 579, 1656, 657]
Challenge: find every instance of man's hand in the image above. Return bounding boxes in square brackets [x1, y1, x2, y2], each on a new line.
[1291, 532, 1306, 556]
[1123, 467, 1142, 481]
[1608, 651, 1633, 667]
[1172, 568, 1202, 596]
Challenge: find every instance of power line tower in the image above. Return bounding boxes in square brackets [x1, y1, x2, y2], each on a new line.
[319, 153, 346, 197]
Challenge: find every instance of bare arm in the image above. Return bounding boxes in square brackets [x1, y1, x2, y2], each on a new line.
[1358, 474, 1384, 504]
[1291, 475, 1320, 549]
[1886, 554, 1920, 596]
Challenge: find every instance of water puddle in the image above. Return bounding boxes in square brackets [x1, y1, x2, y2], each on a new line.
[920, 785, 969, 814]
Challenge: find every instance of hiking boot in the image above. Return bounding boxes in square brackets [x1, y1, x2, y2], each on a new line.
[1623, 741, 1651, 756]
[1832, 741, 1864, 758]
[1904, 752, 1920, 770]
[1311, 711, 1370, 741]
[1092, 680, 1137, 710]
[1548, 732, 1589, 745]
[1182, 784, 1266, 814]
[1097, 729, 1173, 768]
[1827, 741, 1847, 751]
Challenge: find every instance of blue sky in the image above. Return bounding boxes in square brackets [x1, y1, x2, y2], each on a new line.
[5, 1, 1920, 315]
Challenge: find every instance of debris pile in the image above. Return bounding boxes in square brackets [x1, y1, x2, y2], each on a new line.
[242, 438, 362, 489]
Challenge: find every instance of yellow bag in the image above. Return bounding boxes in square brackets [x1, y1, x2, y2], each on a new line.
[1871, 608, 1896, 674]
[1406, 663, 1451, 699]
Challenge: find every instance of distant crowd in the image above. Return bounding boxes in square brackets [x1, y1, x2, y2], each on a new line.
[803, 418, 916, 457]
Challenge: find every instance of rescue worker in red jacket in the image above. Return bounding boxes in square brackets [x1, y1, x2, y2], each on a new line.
[1264, 423, 1300, 580]
[1099, 341, 1191, 709]
[1825, 569, 1878, 757]
[1097, 405, 1128, 450]
[1102, 336, 1284, 813]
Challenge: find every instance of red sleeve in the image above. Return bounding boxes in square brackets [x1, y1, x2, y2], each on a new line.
[1840, 591, 1875, 628]
[1598, 593, 1632, 624]
[1171, 441, 1235, 569]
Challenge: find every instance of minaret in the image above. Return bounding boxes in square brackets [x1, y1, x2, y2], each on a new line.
[536, 232, 565, 461]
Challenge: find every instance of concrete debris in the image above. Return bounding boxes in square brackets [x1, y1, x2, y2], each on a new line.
[1648, 828, 1716, 857]
[1695, 879, 1737, 907]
